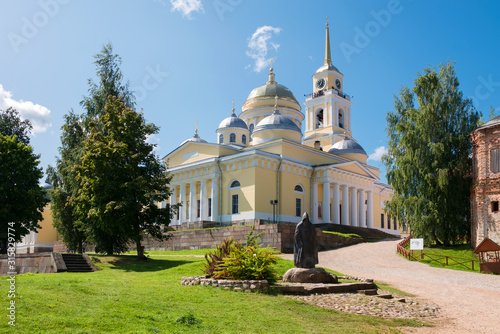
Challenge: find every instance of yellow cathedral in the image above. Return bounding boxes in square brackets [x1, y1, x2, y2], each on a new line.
[163, 23, 398, 235]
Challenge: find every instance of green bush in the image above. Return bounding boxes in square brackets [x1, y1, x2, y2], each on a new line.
[213, 245, 279, 284]
[203, 237, 241, 277]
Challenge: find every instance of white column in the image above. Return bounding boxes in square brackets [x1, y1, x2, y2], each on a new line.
[358, 189, 366, 227]
[189, 182, 196, 222]
[312, 182, 319, 223]
[333, 183, 340, 224]
[211, 178, 218, 222]
[350, 187, 358, 226]
[341, 185, 349, 225]
[179, 184, 185, 223]
[170, 187, 177, 225]
[200, 180, 206, 221]
[367, 190, 374, 228]
[322, 181, 330, 223]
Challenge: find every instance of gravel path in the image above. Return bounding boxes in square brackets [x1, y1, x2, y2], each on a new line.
[280, 239, 500, 334]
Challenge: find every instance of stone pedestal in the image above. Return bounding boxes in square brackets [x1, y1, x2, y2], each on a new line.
[282, 267, 338, 284]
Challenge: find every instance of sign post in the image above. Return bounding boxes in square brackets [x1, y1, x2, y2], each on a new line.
[410, 238, 424, 260]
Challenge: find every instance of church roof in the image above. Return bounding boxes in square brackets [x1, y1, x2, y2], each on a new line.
[253, 109, 301, 134]
[247, 81, 298, 103]
[217, 111, 248, 130]
[328, 137, 367, 156]
[476, 115, 500, 131]
[180, 132, 207, 146]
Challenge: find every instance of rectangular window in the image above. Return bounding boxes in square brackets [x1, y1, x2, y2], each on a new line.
[232, 194, 238, 214]
[208, 198, 212, 217]
[492, 201, 499, 212]
[295, 198, 302, 217]
[196, 200, 200, 218]
[387, 217, 391, 230]
[318, 202, 323, 219]
[381, 213, 385, 229]
[176, 204, 180, 220]
[339, 204, 342, 224]
[393, 219, 398, 230]
[186, 200, 190, 220]
[491, 149, 500, 173]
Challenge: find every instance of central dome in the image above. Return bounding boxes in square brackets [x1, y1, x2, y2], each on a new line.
[246, 81, 298, 103]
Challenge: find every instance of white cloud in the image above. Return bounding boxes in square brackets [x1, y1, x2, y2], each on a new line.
[246, 26, 281, 72]
[170, 0, 204, 19]
[146, 133, 161, 151]
[368, 146, 388, 162]
[0, 84, 51, 134]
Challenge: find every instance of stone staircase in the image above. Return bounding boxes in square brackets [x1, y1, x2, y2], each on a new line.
[61, 254, 94, 273]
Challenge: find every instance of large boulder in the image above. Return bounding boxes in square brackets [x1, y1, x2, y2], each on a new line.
[282, 267, 338, 284]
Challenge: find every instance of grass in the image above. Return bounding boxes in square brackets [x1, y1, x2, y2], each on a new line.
[404, 243, 480, 273]
[322, 231, 362, 239]
[375, 282, 415, 297]
[4, 255, 428, 333]
[122, 247, 281, 257]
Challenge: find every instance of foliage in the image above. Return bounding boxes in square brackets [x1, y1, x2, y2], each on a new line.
[0, 107, 32, 145]
[213, 245, 279, 283]
[245, 225, 264, 247]
[383, 61, 481, 246]
[74, 95, 178, 260]
[0, 111, 47, 252]
[176, 312, 202, 325]
[203, 237, 240, 277]
[47, 112, 87, 253]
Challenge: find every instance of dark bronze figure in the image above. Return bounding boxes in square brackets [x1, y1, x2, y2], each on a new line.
[294, 212, 318, 268]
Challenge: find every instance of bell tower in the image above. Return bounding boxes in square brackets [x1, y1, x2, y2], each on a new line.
[303, 18, 354, 152]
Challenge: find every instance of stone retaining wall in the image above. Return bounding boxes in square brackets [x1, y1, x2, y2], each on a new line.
[0, 253, 59, 275]
[181, 276, 269, 292]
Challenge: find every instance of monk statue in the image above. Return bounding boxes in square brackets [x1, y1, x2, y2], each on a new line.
[294, 212, 318, 268]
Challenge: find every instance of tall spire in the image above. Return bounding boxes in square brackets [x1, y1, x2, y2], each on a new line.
[325, 16, 332, 65]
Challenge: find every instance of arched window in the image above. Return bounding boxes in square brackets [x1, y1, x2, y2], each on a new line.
[294, 185, 303, 192]
[242, 134, 247, 145]
[230, 180, 240, 188]
[229, 133, 236, 143]
[338, 108, 344, 129]
[219, 134, 224, 144]
[315, 109, 324, 129]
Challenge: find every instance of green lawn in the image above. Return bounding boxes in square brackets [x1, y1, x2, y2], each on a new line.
[3, 256, 427, 333]
[405, 244, 480, 273]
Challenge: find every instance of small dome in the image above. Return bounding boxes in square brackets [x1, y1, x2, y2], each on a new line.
[181, 132, 207, 146]
[41, 177, 53, 191]
[253, 110, 301, 134]
[328, 137, 367, 156]
[218, 112, 248, 130]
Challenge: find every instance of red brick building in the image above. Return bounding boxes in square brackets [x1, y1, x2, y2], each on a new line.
[471, 116, 500, 248]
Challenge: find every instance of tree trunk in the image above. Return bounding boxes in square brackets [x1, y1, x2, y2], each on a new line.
[136, 238, 144, 261]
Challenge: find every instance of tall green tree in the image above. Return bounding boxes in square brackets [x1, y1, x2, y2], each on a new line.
[50, 43, 135, 253]
[0, 107, 32, 145]
[0, 132, 47, 254]
[75, 96, 177, 260]
[47, 111, 87, 253]
[383, 62, 480, 246]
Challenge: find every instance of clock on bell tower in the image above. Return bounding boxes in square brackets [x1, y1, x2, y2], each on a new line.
[303, 18, 353, 152]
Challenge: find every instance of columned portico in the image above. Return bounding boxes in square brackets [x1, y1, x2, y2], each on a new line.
[179, 184, 185, 223]
[341, 185, 349, 225]
[332, 183, 340, 224]
[312, 182, 319, 223]
[350, 187, 357, 226]
[322, 181, 330, 223]
[211, 178, 219, 222]
[367, 190, 373, 228]
[189, 182, 196, 222]
[200, 180, 207, 220]
[358, 189, 366, 227]
[170, 187, 177, 224]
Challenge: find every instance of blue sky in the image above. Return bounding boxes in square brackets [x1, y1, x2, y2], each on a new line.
[1, 0, 499, 183]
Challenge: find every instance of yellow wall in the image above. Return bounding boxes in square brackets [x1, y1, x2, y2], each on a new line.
[37, 205, 58, 243]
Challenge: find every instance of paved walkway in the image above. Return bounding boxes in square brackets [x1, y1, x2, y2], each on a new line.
[280, 240, 500, 334]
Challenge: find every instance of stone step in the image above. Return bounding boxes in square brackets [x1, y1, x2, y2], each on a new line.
[61, 254, 93, 273]
[377, 294, 393, 299]
[358, 289, 378, 296]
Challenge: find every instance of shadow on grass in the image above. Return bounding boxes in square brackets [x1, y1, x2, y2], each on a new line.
[98, 255, 202, 273]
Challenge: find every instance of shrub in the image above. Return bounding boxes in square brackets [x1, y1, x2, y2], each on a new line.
[203, 237, 241, 277]
[213, 245, 279, 284]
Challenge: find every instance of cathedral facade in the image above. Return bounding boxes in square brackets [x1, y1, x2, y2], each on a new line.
[163, 24, 398, 235]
